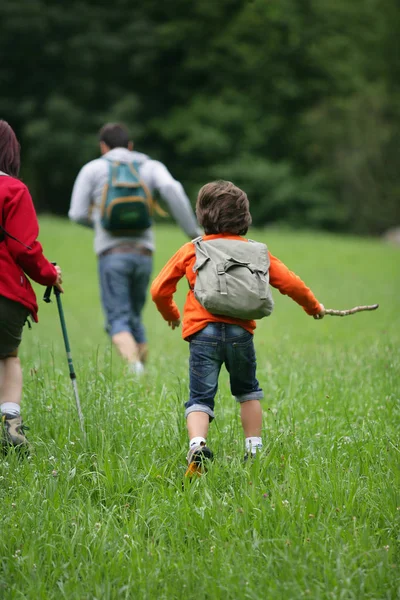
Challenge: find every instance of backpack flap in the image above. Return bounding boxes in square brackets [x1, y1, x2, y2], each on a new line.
[216, 258, 253, 296]
[218, 257, 270, 301]
[226, 260, 270, 301]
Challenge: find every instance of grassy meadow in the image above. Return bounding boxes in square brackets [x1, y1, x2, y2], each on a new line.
[1, 217, 399, 599]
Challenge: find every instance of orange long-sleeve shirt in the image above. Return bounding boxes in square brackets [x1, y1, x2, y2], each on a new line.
[150, 234, 322, 340]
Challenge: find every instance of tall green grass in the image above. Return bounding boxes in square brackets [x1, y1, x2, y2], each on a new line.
[1, 218, 399, 599]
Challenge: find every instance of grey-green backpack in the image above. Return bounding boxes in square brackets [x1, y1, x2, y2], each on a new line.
[192, 236, 274, 320]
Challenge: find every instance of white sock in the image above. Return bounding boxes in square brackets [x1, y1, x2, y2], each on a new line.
[1, 402, 20, 417]
[189, 436, 206, 449]
[245, 436, 262, 455]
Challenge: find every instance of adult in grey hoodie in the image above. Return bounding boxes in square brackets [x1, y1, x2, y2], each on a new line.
[69, 122, 201, 373]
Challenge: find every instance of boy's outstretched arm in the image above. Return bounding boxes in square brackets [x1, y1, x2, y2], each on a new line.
[269, 253, 324, 317]
[150, 244, 190, 325]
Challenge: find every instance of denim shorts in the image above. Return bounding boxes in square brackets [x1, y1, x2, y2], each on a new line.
[185, 322, 263, 420]
[0, 295, 30, 358]
[98, 251, 153, 343]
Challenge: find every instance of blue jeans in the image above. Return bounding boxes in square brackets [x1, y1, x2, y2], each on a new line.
[185, 323, 263, 420]
[98, 251, 153, 343]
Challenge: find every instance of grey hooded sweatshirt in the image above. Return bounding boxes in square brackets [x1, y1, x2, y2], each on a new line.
[68, 147, 201, 255]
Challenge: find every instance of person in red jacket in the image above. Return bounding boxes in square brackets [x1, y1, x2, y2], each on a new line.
[0, 120, 63, 451]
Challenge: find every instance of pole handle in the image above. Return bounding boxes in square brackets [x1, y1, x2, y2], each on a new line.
[43, 262, 60, 302]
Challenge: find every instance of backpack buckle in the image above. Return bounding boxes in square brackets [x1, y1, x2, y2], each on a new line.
[216, 263, 225, 275]
[216, 263, 228, 295]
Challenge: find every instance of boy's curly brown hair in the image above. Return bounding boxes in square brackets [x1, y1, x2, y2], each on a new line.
[196, 180, 252, 235]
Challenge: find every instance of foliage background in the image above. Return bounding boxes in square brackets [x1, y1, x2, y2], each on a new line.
[1, 0, 399, 234]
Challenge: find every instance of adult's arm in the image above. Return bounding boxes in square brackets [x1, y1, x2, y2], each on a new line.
[147, 161, 202, 239]
[3, 184, 57, 286]
[68, 163, 95, 228]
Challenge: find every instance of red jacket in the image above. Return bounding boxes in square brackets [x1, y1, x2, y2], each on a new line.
[0, 175, 57, 321]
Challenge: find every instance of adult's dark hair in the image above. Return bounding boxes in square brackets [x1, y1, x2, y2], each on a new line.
[0, 120, 21, 177]
[99, 123, 130, 149]
[196, 180, 252, 235]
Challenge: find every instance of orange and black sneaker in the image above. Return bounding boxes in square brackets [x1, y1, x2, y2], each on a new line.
[185, 442, 213, 479]
[1, 413, 30, 454]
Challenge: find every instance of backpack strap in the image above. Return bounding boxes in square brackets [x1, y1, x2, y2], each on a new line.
[129, 160, 168, 218]
[245, 239, 269, 298]
[216, 262, 228, 295]
[152, 199, 168, 218]
[192, 237, 209, 272]
[254, 271, 268, 299]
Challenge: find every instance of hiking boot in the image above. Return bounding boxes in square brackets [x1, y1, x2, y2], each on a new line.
[185, 442, 213, 479]
[1, 413, 30, 452]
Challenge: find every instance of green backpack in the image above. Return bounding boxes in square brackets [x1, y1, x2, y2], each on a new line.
[100, 160, 165, 234]
[192, 236, 274, 320]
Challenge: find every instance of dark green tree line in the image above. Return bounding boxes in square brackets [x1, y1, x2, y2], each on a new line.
[0, 0, 399, 233]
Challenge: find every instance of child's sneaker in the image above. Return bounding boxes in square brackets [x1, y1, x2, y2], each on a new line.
[1, 413, 30, 452]
[185, 442, 213, 479]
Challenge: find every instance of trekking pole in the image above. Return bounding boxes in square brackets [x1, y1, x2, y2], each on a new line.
[43, 269, 86, 441]
[324, 303, 379, 317]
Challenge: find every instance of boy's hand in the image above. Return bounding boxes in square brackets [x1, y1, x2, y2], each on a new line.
[313, 303, 325, 320]
[168, 319, 181, 330]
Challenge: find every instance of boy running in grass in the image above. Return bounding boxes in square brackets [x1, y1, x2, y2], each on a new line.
[150, 180, 325, 477]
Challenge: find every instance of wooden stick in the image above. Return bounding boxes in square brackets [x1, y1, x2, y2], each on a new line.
[324, 304, 379, 317]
